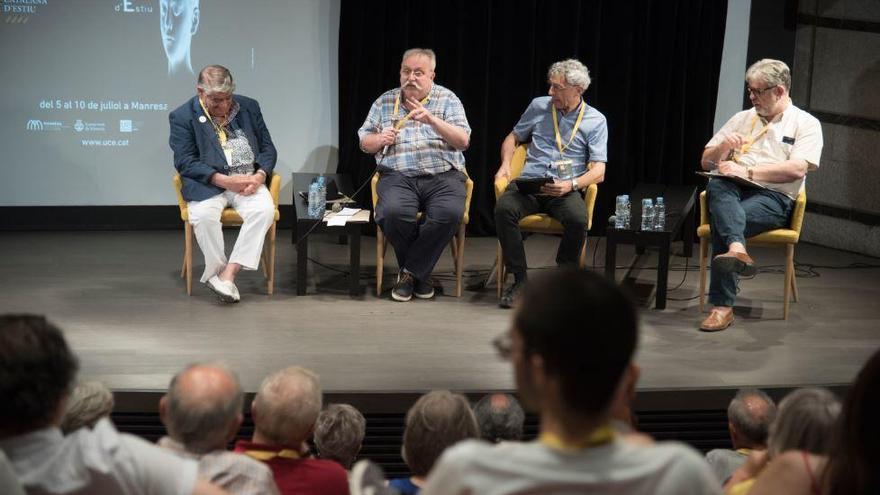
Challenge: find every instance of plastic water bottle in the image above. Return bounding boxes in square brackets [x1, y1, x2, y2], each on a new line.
[308, 176, 326, 219]
[614, 195, 630, 229]
[653, 197, 666, 231]
[621, 195, 630, 228]
[641, 198, 654, 231]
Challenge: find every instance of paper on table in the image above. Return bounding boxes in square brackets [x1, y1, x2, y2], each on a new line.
[327, 216, 348, 226]
[337, 207, 361, 216]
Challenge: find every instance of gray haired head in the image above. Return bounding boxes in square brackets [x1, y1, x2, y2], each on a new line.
[473, 393, 525, 442]
[402, 48, 437, 71]
[548, 59, 591, 92]
[253, 366, 323, 446]
[745, 58, 791, 92]
[314, 403, 366, 469]
[768, 387, 841, 458]
[197, 64, 235, 94]
[60, 381, 114, 434]
[727, 388, 777, 448]
[164, 362, 244, 454]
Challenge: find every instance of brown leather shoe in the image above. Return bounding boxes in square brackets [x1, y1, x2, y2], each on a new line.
[712, 251, 757, 276]
[699, 309, 734, 332]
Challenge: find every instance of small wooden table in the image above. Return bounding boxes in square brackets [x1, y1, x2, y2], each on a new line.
[605, 183, 697, 309]
[291, 173, 369, 296]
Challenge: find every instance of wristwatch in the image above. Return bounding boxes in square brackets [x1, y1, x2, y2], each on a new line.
[571, 179, 579, 192]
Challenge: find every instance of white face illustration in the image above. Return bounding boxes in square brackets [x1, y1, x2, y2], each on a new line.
[160, 0, 199, 75]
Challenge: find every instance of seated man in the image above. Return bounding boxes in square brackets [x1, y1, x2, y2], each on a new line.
[494, 58, 607, 308]
[699, 58, 822, 331]
[170, 64, 277, 303]
[235, 366, 348, 495]
[472, 393, 525, 443]
[422, 269, 721, 494]
[358, 48, 471, 302]
[158, 363, 280, 495]
[706, 388, 777, 484]
[314, 403, 367, 471]
[0, 314, 227, 495]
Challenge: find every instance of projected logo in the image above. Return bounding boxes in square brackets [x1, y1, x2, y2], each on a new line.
[160, 0, 200, 77]
[119, 119, 142, 133]
[3, 0, 48, 23]
[73, 119, 106, 132]
[26, 119, 62, 131]
[115, 0, 152, 14]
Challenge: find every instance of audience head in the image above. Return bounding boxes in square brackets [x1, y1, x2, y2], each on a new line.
[504, 268, 638, 420]
[160, 362, 244, 454]
[767, 387, 840, 458]
[824, 349, 880, 495]
[0, 314, 79, 437]
[314, 403, 366, 470]
[727, 388, 777, 449]
[473, 393, 525, 442]
[403, 391, 479, 477]
[252, 366, 322, 447]
[61, 381, 114, 434]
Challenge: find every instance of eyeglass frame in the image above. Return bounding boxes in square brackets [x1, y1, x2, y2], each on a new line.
[745, 84, 778, 97]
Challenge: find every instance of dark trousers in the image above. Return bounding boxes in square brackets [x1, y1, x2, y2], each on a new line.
[707, 179, 793, 307]
[375, 170, 466, 282]
[494, 183, 587, 277]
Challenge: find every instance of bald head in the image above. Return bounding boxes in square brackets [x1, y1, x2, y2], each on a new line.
[252, 366, 322, 447]
[728, 388, 777, 449]
[161, 363, 244, 453]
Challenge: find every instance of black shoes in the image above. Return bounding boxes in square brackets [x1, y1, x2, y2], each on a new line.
[499, 280, 525, 309]
[414, 277, 435, 299]
[392, 271, 435, 301]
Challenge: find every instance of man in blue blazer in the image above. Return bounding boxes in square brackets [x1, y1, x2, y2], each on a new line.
[170, 64, 276, 303]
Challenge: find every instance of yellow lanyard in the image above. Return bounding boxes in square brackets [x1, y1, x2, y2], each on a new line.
[731, 114, 770, 162]
[538, 424, 616, 452]
[392, 92, 431, 130]
[243, 448, 301, 461]
[198, 97, 228, 147]
[735, 448, 753, 456]
[552, 100, 586, 156]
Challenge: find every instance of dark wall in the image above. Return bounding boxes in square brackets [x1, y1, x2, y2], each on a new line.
[338, 0, 728, 236]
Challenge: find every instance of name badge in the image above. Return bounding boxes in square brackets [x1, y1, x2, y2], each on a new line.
[551, 159, 573, 180]
[782, 136, 795, 145]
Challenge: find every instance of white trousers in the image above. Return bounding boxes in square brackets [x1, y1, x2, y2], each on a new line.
[187, 185, 275, 283]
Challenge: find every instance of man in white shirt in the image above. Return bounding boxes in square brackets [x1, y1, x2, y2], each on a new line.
[699, 59, 823, 332]
[421, 269, 721, 495]
[0, 314, 228, 495]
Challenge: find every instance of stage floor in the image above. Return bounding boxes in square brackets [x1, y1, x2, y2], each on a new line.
[1, 230, 878, 411]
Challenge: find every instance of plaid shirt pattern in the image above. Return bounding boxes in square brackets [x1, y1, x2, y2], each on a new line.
[358, 84, 470, 176]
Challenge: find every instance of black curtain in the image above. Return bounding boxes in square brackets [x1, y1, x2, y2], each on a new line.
[338, 0, 727, 236]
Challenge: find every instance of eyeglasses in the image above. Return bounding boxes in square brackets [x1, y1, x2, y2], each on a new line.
[548, 82, 573, 92]
[492, 332, 512, 360]
[400, 69, 428, 78]
[746, 85, 776, 97]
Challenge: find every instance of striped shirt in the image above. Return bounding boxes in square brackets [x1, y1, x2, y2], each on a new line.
[158, 437, 280, 495]
[358, 84, 470, 176]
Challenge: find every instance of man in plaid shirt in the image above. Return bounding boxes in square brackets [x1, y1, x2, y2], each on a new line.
[358, 48, 471, 302]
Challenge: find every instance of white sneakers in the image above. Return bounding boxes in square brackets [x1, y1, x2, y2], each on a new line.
[206, 275, 240, 303]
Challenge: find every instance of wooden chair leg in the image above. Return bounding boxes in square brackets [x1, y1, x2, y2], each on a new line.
[266, 223, 276, 296]
[455, 225, 465, 297]
[790, 250, 799, 303]
[184, 222, 193, 296]
[698, 236, 708, 312]
[496, 242, 505, 298]
[578, 235, 589, 269]
[376, 229, 385, 297]
[783, 244, 794, 320]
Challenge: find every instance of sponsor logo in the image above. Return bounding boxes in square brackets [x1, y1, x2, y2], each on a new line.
[73, 119, 106, 132]
[3, 0, 48, 22]
[26, 119, 43, 130]
[119, 119, 132, 133]
[26, 118, 63, 131]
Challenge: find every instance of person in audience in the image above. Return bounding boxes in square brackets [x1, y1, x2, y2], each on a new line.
[314, 403, 367, 471]
[170, 64, 277, 303]
[706, 388, 777, 484]
[698, 59, 823, 331]
[389, 390, 480, 494]
[234, 366, 348, 495]
[60, 380, 115, 434]
[473, 393, 525, 443]
[724, 387, 840, 495]
[358, 47, 471, 302]
[823, 348, 880, 495]
[158, 363, 280, 495]
[422, 269, 721, 494]
[494, 59, 607, 308]
[0, 314, 228, 495]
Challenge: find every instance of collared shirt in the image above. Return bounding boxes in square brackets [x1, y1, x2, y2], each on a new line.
[0, 418, 198, 495]
[357, 84, 471, 177]
[513, 96, 608, 180]
[706, 102, 823, 199]
[234, 439, 349, 495]
[158, 436, 280, 495]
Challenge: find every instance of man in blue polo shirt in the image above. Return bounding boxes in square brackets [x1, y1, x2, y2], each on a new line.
[494, 59, 608, 308]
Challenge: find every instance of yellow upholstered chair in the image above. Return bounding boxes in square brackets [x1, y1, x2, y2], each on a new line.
[697, 189, 806, 319]
[173, 173, 281, 296]
[493, 145, 598, 296]
[371, 172, 474, 297]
